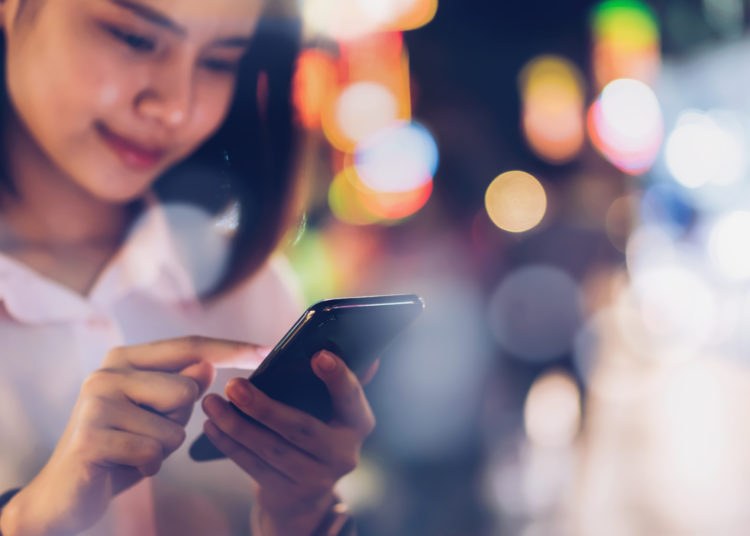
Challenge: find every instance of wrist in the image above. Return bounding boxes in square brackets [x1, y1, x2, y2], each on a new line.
[251, 491, 340, 536]
[0, 489, 24, 536]
[0, 486, 67, 536]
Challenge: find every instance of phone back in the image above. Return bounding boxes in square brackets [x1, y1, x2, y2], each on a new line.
[250, 295, 424, 422]
[189, 294, 423, 461]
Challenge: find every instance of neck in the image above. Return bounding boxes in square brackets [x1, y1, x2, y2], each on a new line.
[0, 104, 136, 250]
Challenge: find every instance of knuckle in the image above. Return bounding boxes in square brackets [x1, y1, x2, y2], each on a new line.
[71, 427, 98, 457]
[249, 455, 270, 476]
[253, 403, 273, 424]
[78, 396, 108, 424]
[267, 441, 287, 460]
[288, 419, 316, 445]
[104, 346, 127, 365]
[81, 369, 116, 393]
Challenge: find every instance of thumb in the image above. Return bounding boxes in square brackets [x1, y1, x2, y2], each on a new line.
[180, 360, 215, 397]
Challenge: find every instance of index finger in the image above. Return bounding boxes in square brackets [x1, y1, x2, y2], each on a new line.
[105, 336, 271, 373]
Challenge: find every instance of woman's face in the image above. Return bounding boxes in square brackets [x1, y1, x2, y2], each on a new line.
[1, 0, 262, 202]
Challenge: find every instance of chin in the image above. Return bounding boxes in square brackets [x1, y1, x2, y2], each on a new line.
[78, 169, 159, 205]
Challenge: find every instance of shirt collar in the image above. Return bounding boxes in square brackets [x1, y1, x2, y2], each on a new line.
[0, 191, 200, 325]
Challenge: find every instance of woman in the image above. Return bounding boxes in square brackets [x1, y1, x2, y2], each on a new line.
[0, 0, 375, 534]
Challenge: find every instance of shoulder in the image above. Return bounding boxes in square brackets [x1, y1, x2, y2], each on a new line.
[200, 254, 304, 346]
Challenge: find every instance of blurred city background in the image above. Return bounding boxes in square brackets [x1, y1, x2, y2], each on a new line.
[272, 0, 750, 534]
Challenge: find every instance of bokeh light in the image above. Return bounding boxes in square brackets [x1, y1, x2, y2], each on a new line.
[335, 82, 400, 145]
[591, 0, 661, 88]
[618, 261, 718, 352]
[709, 211, 750, 281]
[488, 265, 583, 362]
[360, 181, 434, 220]
[592, 1, 660, 50]
[665, 110, 746, 189]
[302, 0, 437, 40]
[354, 0, 438, 31]
[322, 33, 412, 153]
[293, 49, 337, 130]
[588, 78, 664, 174]
[354, 121, 438, 193]
[524, 371, 581, 448]
[519, 56, 586, 164]
[301, 0, 378, 40]
[328, 166, 433, 224]
[485, 171, 547, 233]
[328, 168, 383, 226]
[336, 458, 386, 512]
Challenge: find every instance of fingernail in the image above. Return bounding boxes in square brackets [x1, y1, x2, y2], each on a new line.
[229, 379, 253, 406]
[316, 351, 337, 373]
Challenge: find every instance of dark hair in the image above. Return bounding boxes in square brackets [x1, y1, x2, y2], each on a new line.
[0, 15, 302, 302]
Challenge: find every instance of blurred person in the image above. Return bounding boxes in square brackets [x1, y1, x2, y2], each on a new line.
[0, 1, 377, 535]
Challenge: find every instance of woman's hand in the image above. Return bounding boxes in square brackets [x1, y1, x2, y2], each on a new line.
[201, 351, 379, 536]
[0, 336, 265, 536]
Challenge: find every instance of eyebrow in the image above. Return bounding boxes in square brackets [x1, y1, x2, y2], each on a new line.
[110, 0, 186, 36]
[109, 0, 253, 47]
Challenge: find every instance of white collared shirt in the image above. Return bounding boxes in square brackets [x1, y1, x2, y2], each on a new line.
[0, 194, 303, 535]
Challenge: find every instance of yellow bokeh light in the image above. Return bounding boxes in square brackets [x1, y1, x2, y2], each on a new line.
[591, 0, 661, 88]
[328, 168, 383, 226]
[520, 56, 584, 102]
[519, 56, 586, 163]
[485, 171, 547, 233]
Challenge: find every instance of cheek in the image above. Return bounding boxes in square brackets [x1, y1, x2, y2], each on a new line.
[97, 83, 122, 108]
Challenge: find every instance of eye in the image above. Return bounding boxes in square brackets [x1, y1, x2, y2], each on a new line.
[202, 59, 241, 74]
[106, 25, 156, 53]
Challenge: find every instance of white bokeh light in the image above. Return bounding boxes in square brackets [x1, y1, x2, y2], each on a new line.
[355, 121, 439, 193]
[709, 211, 750, 280]
[524, 371, 581, 448]
[625, 224, 679, 278]
[335, 82, 399, 144]
[301, 0, 377, 40]
[598, 79, 663, 151]
[665, 110, 746, 189]
[619, 262, 717, 351]
[355, 0, 417, 24]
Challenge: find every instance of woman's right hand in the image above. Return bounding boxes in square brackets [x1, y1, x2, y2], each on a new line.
[0, 336, 265, 536]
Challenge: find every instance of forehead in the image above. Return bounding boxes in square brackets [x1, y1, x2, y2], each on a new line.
[126, 0, 262, 22]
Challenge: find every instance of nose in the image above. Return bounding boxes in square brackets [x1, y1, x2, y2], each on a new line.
[135, 58, 194, 128]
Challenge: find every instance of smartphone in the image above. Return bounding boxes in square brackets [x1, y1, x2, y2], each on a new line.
[189, 294, 424, 461]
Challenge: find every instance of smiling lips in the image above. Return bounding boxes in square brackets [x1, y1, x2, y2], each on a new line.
[96, 122, 167, 171]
